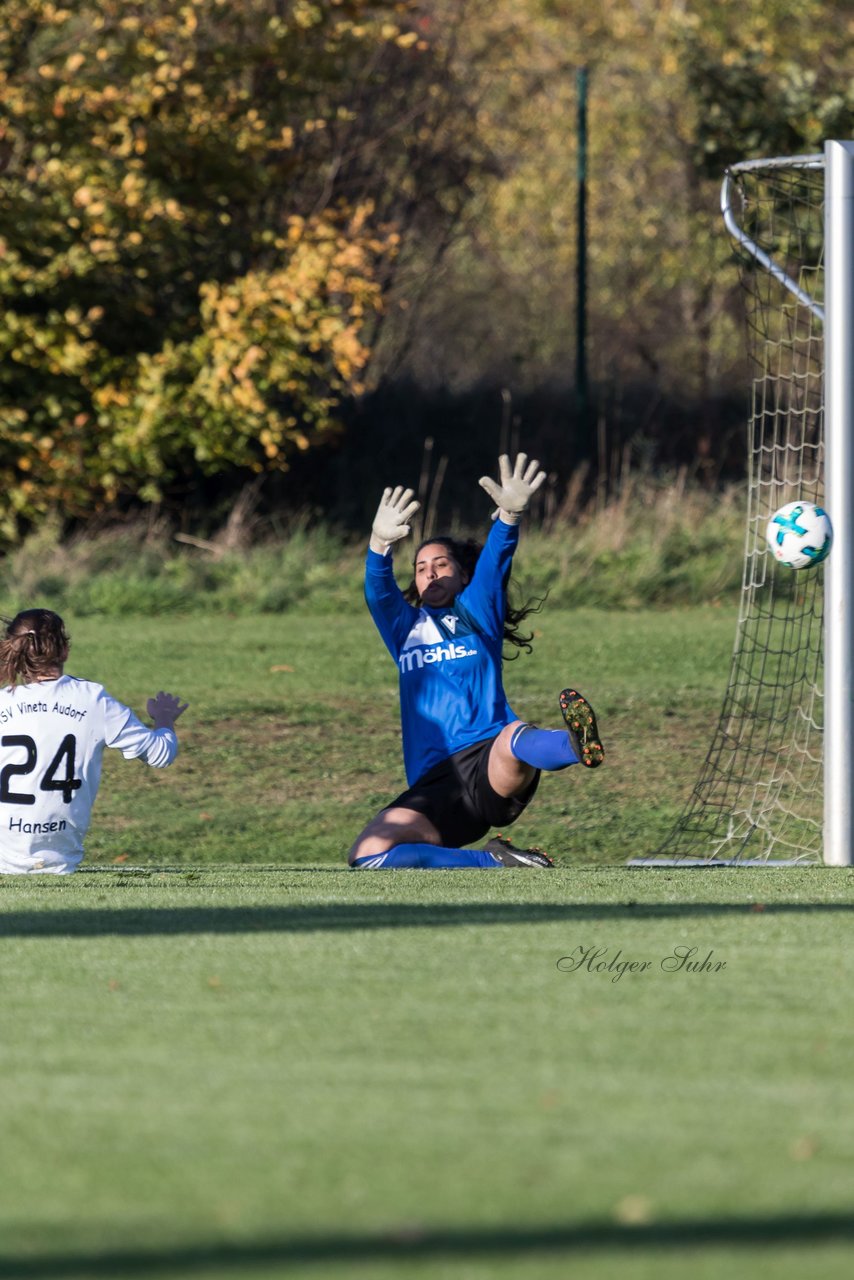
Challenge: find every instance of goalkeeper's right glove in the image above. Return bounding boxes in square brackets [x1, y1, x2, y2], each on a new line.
[370, 486, 421, 554]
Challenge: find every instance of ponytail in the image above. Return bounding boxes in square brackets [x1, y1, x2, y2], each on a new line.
[0, 609, 70, 688]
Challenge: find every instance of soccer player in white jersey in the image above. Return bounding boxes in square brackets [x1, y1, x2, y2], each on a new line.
[0, 608, 187, 875]
[348, 454, 604, 869]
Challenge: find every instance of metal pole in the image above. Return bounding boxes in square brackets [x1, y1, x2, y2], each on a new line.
[721, 162, 824, 321]
[575, 65, 589, 442]
[823, 139, 854, 866]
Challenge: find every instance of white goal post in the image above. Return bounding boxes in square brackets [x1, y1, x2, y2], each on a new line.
[821, 140, 854, 866]
[631, 139, 854, 868]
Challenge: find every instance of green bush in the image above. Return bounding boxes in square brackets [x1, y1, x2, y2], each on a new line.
[0, 476, 749, 619]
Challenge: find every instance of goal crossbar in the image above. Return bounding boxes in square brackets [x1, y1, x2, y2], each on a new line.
[722, 155, 825, 322]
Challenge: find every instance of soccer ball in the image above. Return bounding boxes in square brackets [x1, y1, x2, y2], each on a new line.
[765, 501, 833, 569]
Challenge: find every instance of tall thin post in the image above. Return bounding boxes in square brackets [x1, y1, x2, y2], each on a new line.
[823, 139, 854, 866]
[575, 65, 589, 443]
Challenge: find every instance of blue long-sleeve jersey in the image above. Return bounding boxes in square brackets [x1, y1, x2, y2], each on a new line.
[365, 519, 522, 785]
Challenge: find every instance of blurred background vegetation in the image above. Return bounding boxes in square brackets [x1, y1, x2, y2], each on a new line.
[0, 0, 851, 578]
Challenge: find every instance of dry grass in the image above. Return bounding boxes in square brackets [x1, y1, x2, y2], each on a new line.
[0, 472, 747, 617]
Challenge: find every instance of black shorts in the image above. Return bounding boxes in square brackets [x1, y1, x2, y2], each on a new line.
[385, 735, 541, 849]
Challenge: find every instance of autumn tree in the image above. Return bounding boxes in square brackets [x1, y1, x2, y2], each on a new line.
[378, 0, 852, 471]
[0, 0, 491, 537]
[1, 0, 851, 538]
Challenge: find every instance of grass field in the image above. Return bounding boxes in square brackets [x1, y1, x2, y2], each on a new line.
[2, 866, 853, 1280]
[42, 606, 741, 867]
[2, 609, 853, 1279]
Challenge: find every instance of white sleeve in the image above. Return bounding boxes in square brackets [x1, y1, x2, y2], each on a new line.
[102, 693, 179, 769]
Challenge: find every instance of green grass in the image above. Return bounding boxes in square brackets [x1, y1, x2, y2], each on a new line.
[0, 477, 747, 619]
[21, 606, 739, 869]
[3, 608, 851, 1280]
[1, 866, 853, 1280]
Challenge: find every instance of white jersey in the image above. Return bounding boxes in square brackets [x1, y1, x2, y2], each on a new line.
[0, 675, 178, 875]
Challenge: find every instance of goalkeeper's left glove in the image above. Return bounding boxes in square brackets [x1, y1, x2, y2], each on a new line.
[478, 453, 546, 524]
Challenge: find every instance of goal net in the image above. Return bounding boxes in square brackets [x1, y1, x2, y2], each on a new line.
[637, 155, 827, 866]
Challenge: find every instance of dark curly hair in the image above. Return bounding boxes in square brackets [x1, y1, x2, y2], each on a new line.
[404, 535, 545, 657]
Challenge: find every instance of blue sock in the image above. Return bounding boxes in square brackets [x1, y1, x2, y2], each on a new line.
[509, 723, 579, 770]
[351, 843, 501, 869]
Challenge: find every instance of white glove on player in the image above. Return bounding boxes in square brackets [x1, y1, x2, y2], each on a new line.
[370, 485, 421, 554]
[478, 453, 546, 524]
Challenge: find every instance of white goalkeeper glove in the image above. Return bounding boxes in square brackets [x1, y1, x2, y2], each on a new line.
[478, 453, 546, 524]
[370, 485, 421, 554]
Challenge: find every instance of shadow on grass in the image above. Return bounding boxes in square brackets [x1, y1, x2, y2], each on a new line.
[2, 1213, 854, 1277]
[1, 901, 853, 937]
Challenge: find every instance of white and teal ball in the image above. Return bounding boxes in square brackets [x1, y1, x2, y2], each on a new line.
[766, 501, 833, 569]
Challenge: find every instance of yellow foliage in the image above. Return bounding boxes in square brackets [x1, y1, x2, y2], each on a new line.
[0, 0, 633, 534]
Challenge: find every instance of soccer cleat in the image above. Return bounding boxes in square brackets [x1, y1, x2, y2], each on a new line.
[483, 835, 555, 868]
[559, 688, 604, 768]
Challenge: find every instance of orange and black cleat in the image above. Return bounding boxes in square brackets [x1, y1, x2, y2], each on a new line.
[559, 689, 604, 768]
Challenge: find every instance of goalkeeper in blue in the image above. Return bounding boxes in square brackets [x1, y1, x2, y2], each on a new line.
[349, 454, 604, 870]
[0, 608, 187, 875]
